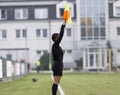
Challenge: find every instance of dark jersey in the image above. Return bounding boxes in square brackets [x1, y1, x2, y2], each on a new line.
[52, 24, 65, 75]
[52, 24, 65, 63]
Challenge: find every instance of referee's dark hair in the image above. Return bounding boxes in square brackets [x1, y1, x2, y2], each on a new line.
[52, 33, 59, 42]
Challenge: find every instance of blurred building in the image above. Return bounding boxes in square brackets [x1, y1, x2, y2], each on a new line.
[75, 0, 109, 71]
[0, 0, 76, 69]
[75, 0, 120, 71]
[0, 0, 120, 71]
[109, 0, 120, 67]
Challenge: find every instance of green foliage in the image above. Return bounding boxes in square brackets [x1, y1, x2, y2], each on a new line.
[75, 57, 83, 70]
[106, 40, 112, 49]
[106, 40, 113, 67]
[39, 53, 53, 70]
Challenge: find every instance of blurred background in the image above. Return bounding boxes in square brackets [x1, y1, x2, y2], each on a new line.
[0, 0, 120, 81]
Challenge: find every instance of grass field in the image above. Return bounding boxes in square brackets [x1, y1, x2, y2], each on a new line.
[0, 72, 120, 95]
[61, 72, 120, 95]
[0, 73, 55, 95]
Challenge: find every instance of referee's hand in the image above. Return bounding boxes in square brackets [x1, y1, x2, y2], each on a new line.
[63, 20, 66, 25]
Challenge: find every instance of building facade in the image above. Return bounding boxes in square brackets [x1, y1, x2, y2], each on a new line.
[76, 0, 109, 71]
[0, 0, 76, 69]
[109, 0, 120, 67]
[0, 0, 119, 71]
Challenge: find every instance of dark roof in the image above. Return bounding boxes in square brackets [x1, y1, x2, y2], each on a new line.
[0, 0, 75, 2]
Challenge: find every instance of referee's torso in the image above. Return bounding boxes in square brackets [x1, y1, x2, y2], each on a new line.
[52, 43, 63, 76]
[52, 43, 63, 64]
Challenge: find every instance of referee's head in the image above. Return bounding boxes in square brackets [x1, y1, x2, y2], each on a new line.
[52, 33, 59, 42]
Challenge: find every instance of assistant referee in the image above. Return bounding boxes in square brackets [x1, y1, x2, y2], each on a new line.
[51, 20, 66, 95]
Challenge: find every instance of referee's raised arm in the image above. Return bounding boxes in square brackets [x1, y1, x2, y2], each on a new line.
[56, 20, 67, 44]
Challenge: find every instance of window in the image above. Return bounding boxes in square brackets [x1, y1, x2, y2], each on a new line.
[43, 29, 47, 37]
[43, 50, 47, 54]
[34, 8, 48, 19]
[16, 29, 27, 38]
[36, 29, 41, 37]
[90, 54, 94, 66]
[66, 28, 72, 37]
[0, 9, 7, 20]
[7, 54, 12, 60]
[15, 8, 28, 19]
[59, 8, 64, 17]
[81, 27, 86, 40]
[16, 29, 20, 38]
[94, 27, 99, 40]
[100, 27, 105, 39]
[87, 27, 92, 36]
[67, 50, 72, 54]
[116, 7, 120, 16]
[117, 27, 120, 35]
[36, 50, 41, 54]
[80, 0, 106, 40]
[113, 2, 120, 17]
[2, 29, 7, 38]
[89, 48, 98, 52]
[22, 29, 27, 38]
[36, 28, 47, 38]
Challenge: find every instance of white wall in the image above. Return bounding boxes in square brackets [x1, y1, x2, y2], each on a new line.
[21, 64, 25, 75]
[109, 20, 120, 40]
[6, 61, 12, 77]
[0, 20, 76, 68]
[109, 20, 120, 66]
[14, 63, 20, 76]
[117, 53, 120, 66]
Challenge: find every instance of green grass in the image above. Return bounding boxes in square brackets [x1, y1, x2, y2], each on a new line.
[0, 73, 54, 95]
[0, 72, 120, 95]
[61, 72, 120, 95]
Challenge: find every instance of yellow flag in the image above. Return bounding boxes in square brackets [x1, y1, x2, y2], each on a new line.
[62, 2, 72, 24]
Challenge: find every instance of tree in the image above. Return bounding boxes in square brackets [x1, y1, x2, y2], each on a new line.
[39, 53, 52, 70]
[75, 57, 83, 70]
[106, 40, 113, 68]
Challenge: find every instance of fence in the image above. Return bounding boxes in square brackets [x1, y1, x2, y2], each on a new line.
[0, 57, 27, 82]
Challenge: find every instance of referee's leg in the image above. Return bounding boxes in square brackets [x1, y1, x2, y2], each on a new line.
[52, 76, 62, 95]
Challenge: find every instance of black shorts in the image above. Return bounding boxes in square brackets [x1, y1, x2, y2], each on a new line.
[52, 61, 63, 76]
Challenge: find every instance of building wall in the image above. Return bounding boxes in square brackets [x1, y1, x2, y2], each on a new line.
[75, 0, 109, 71]
[109, 0, 120, 67]
[2, 0, 119, 70]
[0, 0, 77, 69]
[0, 21, 76, 69]
[109, 20, 120, 40]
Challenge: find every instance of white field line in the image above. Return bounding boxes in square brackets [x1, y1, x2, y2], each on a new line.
[50, 75, 65, 95]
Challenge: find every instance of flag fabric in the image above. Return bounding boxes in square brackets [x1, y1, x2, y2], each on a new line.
[62, 2, 72, 24]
